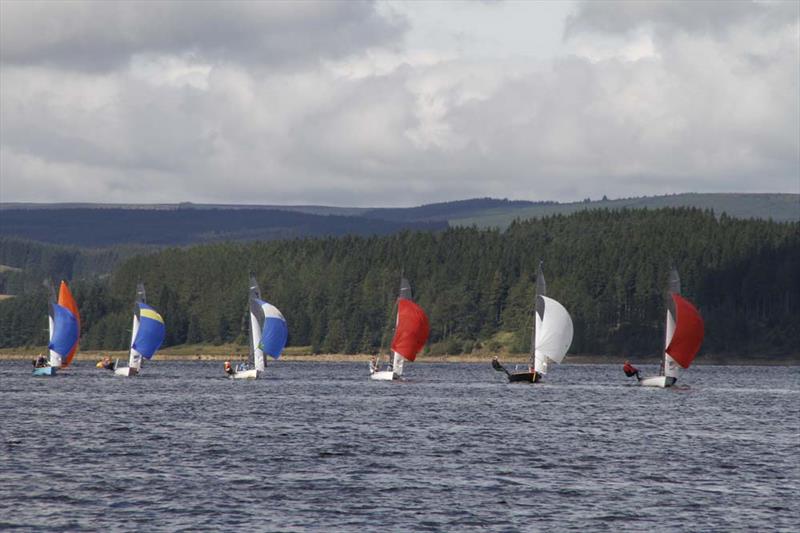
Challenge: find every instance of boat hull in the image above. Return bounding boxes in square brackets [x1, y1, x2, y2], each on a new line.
[638, 375, 677, 388]
[507, 371, 540, 384]
[32, 366, 57, 376]
[229, 368, 260, 380]
[114, 366, 139, 377]
[370, 370, 398, 381]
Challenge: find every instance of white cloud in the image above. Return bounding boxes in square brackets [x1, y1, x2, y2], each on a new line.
[0, 0, 797, 206]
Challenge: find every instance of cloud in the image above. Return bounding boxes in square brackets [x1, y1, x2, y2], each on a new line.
[0, 0, 406, 71]
[0, 1, 797, 206]
[564, 0, 797, 39]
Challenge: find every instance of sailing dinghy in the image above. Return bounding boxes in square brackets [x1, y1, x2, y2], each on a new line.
[635, 268, 704, 388]
[369, 277, 430, 381]
[493, 263, 573, 383]
[226, 274, 287, 380]
[114, 283, 165, 377]
[34, 280, 80, 376]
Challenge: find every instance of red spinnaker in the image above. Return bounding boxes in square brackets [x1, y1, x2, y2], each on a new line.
[666, 293, 704, 369]
[58, 281, 81, 367]
[391, 299, 430, 362]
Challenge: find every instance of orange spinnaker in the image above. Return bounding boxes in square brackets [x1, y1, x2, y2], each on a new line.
[391, 299, 430, 362]
[58, 281, 81, 367]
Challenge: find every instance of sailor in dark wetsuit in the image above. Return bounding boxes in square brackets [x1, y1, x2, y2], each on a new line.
[491, 356, 503, 372]
[33, 354, 48, 368]
[623, 361, 641, 379]
[224, 361, 235, 376]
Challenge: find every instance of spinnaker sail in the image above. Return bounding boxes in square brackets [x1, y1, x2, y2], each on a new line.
[665, 293, 704, 369]
[48, 281, 80, 368]
[390, 298, 430, 363]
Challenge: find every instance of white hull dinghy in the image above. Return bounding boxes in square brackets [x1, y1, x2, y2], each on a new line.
[627, 268, 704, 388]
[369, 277, 429, 381]
[114, 283, 166, 377]
[225, 273, 287, 380]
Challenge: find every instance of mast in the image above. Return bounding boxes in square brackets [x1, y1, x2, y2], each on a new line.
[663, 268, 681, 379]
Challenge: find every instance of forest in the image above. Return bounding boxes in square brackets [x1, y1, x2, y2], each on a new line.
[1, 208, 797, 359]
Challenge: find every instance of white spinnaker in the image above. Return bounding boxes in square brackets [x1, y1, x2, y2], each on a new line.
[392, 352, 405, 376]
[534, 296, 574, 372]
[129, 313, 142, 370]
[250, 309, 265, 372]
[664, 308, 680, 379]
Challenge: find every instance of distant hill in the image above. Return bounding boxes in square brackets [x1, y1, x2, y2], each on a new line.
[0, 208, 445, 247]
[449, 193, 799, 228]
[1, 193, 796, 247]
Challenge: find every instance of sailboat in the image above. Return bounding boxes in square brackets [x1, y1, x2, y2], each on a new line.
[227, 273, 288, 380]
[492, 262, 573, 383]
[34, 280, 80, 376]
[636, 268, 704, 388]
[114, 283, 166, 377]
[369, 277, 430, 381]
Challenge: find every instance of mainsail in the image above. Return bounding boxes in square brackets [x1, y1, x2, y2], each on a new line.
[48, 281, 80, 368]
[128, 283, 165, 371]
[389, 278, 430, 375]
[248, 274, 287, 371]
[531, 263, 573, 374]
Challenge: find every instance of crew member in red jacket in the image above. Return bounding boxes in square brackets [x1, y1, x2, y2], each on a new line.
[623, 361, 640, 379]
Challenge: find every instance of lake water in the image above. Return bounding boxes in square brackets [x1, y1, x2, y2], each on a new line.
[1, 361, 798, 532]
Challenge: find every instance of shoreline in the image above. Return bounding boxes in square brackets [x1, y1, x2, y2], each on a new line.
[0, 350, 797, 366]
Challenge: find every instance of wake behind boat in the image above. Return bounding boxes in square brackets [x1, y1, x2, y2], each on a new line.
[369, 277, 430, 381]
[625, 268, 704, 388]
[225, 273, 287, 380]
[492, 262, 573, 383]
[114, 283, 166, 377]
[33, 280, 80, 377]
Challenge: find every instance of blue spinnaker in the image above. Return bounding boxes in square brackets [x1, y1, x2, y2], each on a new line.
[258, 300, 287, 359]
[133, 303, 165, 359]
[49, 303, 79, 357]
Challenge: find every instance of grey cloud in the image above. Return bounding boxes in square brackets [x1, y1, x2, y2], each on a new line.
[1, 2, 797, 206]
[565, 0, 799, 39]
[0, 0, 406, 70]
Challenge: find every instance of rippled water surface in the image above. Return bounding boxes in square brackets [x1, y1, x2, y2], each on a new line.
[1, 361, 798, 531]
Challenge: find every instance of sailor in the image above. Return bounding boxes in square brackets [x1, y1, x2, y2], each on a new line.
[224, 361, 234, 376]
[370, 356, 378, 372]
[34, 353, 48, 368]
[491, 356, 503, 372]
[623, 361, 641, 379]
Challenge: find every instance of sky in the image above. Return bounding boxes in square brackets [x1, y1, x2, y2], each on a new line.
[1, 0, 798, 206]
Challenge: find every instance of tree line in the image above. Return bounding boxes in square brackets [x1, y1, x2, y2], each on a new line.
[1, 208, 797, 359]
